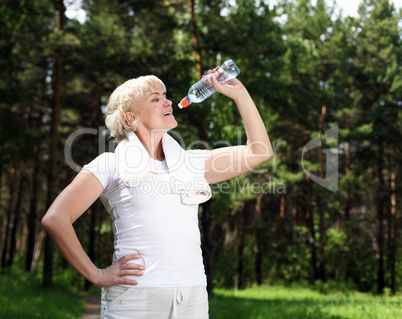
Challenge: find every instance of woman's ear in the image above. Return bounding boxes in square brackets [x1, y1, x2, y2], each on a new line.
[124, 112, 136, 124]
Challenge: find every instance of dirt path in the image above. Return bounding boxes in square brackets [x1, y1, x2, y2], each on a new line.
[79, 295, 101, 319]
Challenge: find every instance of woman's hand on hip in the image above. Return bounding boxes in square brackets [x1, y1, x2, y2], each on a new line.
[95, 254, 144, 287]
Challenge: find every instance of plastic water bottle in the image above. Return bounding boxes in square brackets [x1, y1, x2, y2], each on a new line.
[178, 59, 240, 109]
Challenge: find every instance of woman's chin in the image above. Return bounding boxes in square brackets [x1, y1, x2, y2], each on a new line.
[167, 119, 178, 130]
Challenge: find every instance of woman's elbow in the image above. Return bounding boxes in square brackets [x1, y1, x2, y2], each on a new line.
[255, 147, 274, 165]
[256, 153, 273, 167]
[41, 210, 57, 232]
[265, 151, 273, 162]
[41, 216, 50, 231]
[248, 140, 273, 162]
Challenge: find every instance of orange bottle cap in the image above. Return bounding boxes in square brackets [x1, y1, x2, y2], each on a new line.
[178, 98, 190, 109]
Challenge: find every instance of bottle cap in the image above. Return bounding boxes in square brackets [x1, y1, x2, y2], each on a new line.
[178, 97, 190, 109]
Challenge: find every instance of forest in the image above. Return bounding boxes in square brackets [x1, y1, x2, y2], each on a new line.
[0, 0, 401, 298]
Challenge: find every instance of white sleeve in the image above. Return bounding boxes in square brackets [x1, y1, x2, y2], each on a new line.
[81, 152, 116, 190]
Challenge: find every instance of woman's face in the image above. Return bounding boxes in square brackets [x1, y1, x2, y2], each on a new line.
[130, 87, 177, 133]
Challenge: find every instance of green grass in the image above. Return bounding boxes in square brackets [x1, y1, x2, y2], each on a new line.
[209, 285, 402, 319]
[2, 271, 401, 319]
[0, 271, 86, 319]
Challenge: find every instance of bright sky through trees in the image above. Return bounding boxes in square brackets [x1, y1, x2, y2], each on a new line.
[65, 0, 402, 23]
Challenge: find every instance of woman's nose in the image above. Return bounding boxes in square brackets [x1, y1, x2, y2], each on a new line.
[164, 98, 172, 107]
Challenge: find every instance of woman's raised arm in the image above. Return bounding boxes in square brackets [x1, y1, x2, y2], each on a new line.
[204, 73, 273, 184]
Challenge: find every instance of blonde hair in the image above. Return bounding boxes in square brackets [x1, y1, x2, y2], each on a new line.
[105, 75, 166, 143]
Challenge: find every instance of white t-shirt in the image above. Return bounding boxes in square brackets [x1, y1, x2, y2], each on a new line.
[82, 152, 207, 288]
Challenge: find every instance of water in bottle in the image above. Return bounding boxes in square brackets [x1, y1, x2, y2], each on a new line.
[178, 59, 240, 109]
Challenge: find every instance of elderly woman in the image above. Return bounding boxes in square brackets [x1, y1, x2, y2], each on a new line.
[42, 68, 272, 319]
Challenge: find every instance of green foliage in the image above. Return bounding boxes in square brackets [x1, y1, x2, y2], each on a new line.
[278, 244, 312, 283]
[0, 271, 85, 319]
[54, 267, 87, 294]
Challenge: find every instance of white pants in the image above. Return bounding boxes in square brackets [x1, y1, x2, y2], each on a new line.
[101, 285, 209, 319]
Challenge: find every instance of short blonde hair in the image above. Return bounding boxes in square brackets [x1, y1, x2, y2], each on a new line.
[105, 75, 166, 143]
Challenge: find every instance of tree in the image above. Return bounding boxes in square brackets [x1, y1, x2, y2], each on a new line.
[281, 0, 335, 283]
[0, 0, 53, 273]
[43, 0, 66, 287]
[350, 0, 402, 293]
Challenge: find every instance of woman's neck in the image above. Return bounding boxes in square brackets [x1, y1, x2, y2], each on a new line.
[135, 129, 165, 161]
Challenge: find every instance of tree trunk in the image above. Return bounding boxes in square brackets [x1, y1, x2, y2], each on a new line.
[26, 134, 42, 272]
[291, 184, 299, 281]
[1, 167, 16, 271]
[0, 158, 4, 260]
[26, 85, 45, 273]
[388, 164, 397, 293]
[344, 140, 351, 222]
[317, 105, 326, 282]
[32, 228, 46, 273]
[376, 138, 385, 294]
[279, 194, 285, 219]
[43, 0, 65, 287]
[343, 139, 351, 281]
[8, 159, 27, 267]
[306, 174, 317, 283]
[304, 124, 317, 284]
[189, 0, 203, 79]
[235, 206, 245, 291]
[254, 194, 264, 286]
